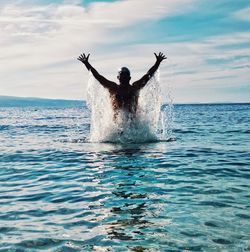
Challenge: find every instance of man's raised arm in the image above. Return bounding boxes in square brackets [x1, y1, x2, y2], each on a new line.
[77, 53, 117, 90]
[132, 52, 167, 90]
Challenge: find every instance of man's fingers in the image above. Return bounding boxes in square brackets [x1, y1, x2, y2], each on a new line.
[155, 52, 166, 61]
[78, 53, 90, 60]
[158, 52, 167, 60]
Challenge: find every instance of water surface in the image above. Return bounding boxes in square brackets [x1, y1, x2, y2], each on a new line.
[0, 104, 249, 251]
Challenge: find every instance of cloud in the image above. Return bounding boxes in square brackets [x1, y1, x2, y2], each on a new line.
[127, 31, 250, 102]
[0, 0, 249, 103]
[233, 7, 250, 22]
[0, 0, 197, 98]
[88, 0, 196, 27]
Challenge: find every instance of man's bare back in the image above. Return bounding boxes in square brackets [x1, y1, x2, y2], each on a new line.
[77, 52, 166, 119]
[110, 84, 139, 114]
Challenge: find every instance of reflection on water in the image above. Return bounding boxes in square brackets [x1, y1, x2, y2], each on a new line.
[108, 168, 149, 244]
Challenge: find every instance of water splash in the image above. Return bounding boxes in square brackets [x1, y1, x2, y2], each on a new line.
[87, 71, 173, 143]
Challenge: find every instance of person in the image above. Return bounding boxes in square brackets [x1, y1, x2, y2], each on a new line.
[77, 52, 166, 120]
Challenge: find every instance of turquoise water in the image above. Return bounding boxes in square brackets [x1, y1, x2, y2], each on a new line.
[0, 104, 249, 251]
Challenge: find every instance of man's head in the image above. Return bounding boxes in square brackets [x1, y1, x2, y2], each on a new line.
[117, 67, 131, 84]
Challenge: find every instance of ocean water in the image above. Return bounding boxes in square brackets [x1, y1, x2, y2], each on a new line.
[0, 103, 249, 251]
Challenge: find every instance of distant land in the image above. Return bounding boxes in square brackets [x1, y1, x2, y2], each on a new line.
[0, 96, 249, 107]
[0, 96, 85, 107]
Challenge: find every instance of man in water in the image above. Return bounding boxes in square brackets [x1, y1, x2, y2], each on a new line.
[77, 52, 166, 119]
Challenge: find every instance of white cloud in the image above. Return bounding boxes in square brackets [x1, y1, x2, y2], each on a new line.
[88, 0, 195, 27]
[233, 7, 250, 22]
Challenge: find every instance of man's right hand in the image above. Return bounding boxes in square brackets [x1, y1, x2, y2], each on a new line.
[154, 52, 167, 63]
[77, 53, 90, 64]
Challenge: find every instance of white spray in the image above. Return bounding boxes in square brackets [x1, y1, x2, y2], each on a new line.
[87, 71, 173, 143]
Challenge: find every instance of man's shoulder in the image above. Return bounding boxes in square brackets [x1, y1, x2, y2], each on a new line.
[108, 82, 119, 93]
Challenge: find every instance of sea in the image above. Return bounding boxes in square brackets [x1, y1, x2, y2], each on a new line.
[0, 101, 249, 251]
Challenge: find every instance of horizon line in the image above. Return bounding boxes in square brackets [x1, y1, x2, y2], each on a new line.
[0, 95, 249, 105]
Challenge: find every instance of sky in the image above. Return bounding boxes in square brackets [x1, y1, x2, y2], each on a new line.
[0, 0, 249, 103]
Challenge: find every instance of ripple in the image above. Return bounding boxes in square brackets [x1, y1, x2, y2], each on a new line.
[235, 213, 250, 219]
[199, 201, 231, 208]
[0, 226, 18, 233]
[17, 192, 52, 202]
[180, 230, 205, 237]
[212, 238, 232, 245]
[17, 238, 63, 250]
[204, 221, 221, 228]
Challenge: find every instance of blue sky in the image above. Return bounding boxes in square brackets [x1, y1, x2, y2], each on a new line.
[0, 0, 249, 103]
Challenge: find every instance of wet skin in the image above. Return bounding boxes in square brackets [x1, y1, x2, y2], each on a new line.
[109, 70, 139, 116]
[77, 53, 166, 119]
